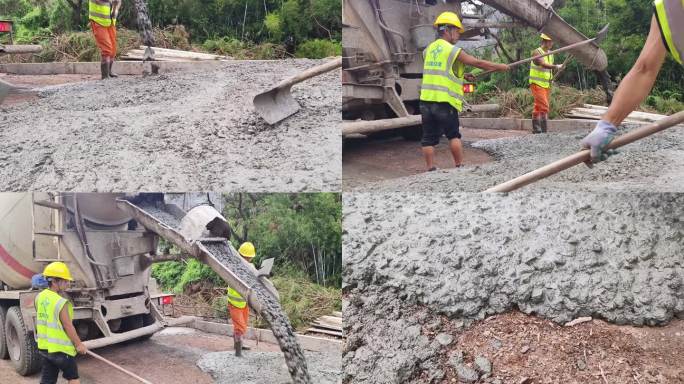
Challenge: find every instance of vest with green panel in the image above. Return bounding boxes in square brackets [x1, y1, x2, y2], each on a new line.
[529, 47, 554, 89]
[420, 38, 466, 112]
[227, 287, 247, 309]
[89, 0, 115, 27]
[35, 289, 77, 357]
[654, 0, 684, 65]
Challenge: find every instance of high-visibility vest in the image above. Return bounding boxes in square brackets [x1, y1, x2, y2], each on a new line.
[420, 39, 466, 112]
[35, 289, 76, 357]
[227, 287, 247, 309]
[89, 0, 115, 27]
[654, 0, 684, 65]
[529, 47, 554, 89]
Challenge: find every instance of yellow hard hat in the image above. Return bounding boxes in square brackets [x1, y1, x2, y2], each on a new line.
[43, 262, 73, 281]
[238, 242, 256, 258]
[434, 12, 465, 33]
[540, 33, 553, 41]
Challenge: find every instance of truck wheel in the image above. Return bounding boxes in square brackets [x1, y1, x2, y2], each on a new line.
[0, 306, 9, 359]
[5, 306, 41, 376]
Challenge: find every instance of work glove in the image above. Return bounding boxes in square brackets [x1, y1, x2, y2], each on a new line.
[581, 120, 618, 165]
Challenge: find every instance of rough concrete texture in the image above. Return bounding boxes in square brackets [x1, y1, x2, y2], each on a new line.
[342, 192, 684, 383]
[198, 350, 342, 384]
[354, 124, 684, 192]
[0, 59, 340, 192]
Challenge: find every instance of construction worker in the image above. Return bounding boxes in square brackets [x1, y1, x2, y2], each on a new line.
[35, 262, 87, 384]
[529, 33, 563, 134]
[582, 0, 682, 163]
[89, 0, 120, 79]
[226, 242, 256, 357]
[420, 12, 509, 171]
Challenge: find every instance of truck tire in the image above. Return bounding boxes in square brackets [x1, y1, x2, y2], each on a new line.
[5, 306, 41, 376]
[0, 306, 9, 359]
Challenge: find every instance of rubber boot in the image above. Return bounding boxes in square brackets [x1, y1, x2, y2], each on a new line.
[234, 335, 243, 357]
[541, 113, 548, 133]
[531, 118, 542, 134]
[109, 58, 119, 78]
[100, 61, 110, 80]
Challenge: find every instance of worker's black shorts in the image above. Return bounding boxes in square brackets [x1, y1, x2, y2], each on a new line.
[39, 350, 79, 384]
[419, 101, 461, 147]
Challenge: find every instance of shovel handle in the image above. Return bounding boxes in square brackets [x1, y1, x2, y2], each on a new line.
[87, 351, 155, 384]
[475, 33, 602, 79]
[485, 110, 684, 192]
[276, 57, 342, 89]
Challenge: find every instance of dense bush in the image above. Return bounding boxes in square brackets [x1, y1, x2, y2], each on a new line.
[294, 39, 341, 59]
[1, 0, 341, 59]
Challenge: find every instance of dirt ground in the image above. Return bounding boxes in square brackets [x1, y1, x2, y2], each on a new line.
[0, 59, 340, 192]
[0, 328, 342, 384]
[0, 327, 282, 384]
[439, 311, 684, 383]
[0, 73, 103, 106]
[342, 128, 528, 189]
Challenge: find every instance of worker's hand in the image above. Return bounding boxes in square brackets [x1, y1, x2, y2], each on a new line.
[555, 64, 563, 70]
[76, 343, 88, 355]
[498, 64, 510, 72]
[581, 120, 618, 165]
[464, 73, 476, 82]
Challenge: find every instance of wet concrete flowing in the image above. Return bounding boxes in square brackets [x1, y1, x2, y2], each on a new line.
[132, 0, 155, 47]
[342, 191, 684, 383]
[0, 61, 340, 192]
[204, 241, 313, 384]
[352, 123, 684, 192]
[134, 201, 312, 383]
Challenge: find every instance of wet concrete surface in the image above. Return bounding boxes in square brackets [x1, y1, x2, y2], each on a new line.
[0, 327, 286, 384]
[0, 59, 341, 192]
[343, 191, 684, 383]
[350, 123, 684, 192]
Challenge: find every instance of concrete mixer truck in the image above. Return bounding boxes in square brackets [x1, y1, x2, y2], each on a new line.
[342, 0, 611, 136]
[0, 192, 279, 376]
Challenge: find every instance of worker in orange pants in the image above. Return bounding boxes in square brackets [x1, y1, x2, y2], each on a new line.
[226, 242, 257, 357]
[529, 34, 563, 133]
[89, 0, 120, 79]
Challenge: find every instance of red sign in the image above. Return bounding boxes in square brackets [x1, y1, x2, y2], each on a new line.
[0, 21, 12, 33]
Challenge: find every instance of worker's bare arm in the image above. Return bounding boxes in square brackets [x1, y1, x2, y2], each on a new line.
[60, 306, 87, 355]
[457, 51, 508, 72]
[602, 15, 667, 126]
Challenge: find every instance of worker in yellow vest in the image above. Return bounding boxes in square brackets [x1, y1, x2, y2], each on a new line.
[226, 242, 256, 357]
[35, 262, 87, 384]
[420, 12, 509, 172]
[89, 0, 120, 79]
[582, 0, 683, 163]
[529, 34, 563, 134]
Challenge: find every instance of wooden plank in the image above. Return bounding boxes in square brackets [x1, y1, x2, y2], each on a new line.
[312, 322, 342, 332]
[138, 46, 223, 60]
[314, 317, 342, 325]
[332, 311, 342, 317]
[306, 328, 343, 337]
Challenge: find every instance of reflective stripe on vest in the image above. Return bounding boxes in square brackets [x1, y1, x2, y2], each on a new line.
[35, 289, 76, 357]
[227, 287, 247, 309]
[89, 0, 114, 27]
[655, 0, 684, 64]
[420, 39, 466, 112]
[529, 47, 554, 88]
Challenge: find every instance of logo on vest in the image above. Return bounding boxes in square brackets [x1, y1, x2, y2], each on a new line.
[430, 44, 444, 61]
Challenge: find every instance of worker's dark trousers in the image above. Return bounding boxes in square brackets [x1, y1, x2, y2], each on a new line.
[39, 350, 79, 384]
